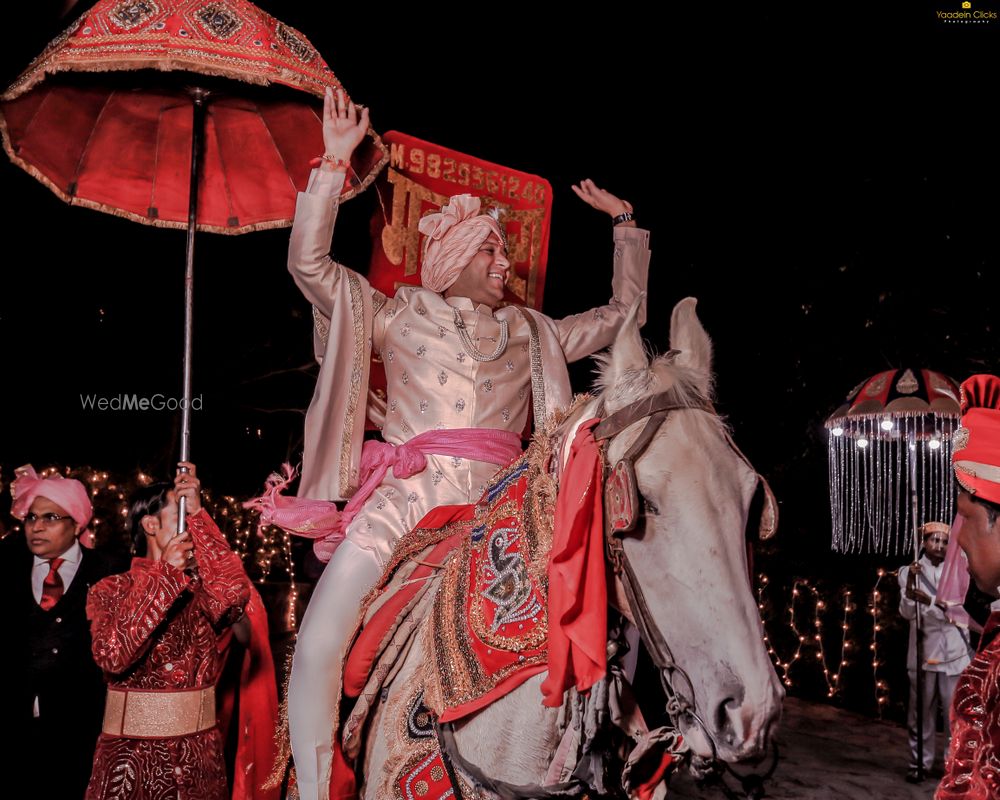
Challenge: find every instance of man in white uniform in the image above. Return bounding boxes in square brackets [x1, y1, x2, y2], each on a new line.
[898, 521, 972, 782]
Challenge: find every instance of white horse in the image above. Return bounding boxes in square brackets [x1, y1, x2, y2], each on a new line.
[354, 297, 783, 799]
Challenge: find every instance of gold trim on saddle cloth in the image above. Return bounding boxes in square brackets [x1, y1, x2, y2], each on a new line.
[102, 685, 216, 738]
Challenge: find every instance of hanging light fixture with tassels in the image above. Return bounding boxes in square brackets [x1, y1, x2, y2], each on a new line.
[825, 367, 961, 556]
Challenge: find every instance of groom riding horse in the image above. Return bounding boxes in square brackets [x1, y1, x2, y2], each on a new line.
[319, 300, 782, 800]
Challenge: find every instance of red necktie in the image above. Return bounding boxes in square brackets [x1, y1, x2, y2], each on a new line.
[40, 557, 65, 611]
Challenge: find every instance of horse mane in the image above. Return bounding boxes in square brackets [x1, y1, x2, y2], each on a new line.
[591, 347, 728, 438]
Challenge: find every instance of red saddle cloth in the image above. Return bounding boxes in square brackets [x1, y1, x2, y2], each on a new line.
[332, 425, 607, 797]
[341, 455, 552, 718]
[426, 457, 552, 723]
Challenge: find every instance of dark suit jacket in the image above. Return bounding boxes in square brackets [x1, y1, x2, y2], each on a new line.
[0, 533, 127, 798]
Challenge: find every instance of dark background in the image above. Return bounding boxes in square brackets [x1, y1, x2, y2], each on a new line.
[1, 1, 997, 713]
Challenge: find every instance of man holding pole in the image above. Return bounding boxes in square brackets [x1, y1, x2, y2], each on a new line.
[898, 521, 971, 783]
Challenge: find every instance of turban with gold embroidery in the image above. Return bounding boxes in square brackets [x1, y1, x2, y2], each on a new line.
[953, 374, 1000, 504]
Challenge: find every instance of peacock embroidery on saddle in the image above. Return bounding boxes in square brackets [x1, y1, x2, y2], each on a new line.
[333, 428, 560, 794]
[423, 448, 555, 722]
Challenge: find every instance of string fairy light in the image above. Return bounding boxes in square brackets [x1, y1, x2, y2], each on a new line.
[871, 568, 893, 716]
[758, 573, 884, 705]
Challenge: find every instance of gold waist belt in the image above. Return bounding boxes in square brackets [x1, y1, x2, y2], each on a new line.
[102, 685, 216, 738]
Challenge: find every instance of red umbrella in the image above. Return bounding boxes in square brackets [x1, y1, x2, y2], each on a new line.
[1, 0, 387, 231]
[0, 0, 388, 528]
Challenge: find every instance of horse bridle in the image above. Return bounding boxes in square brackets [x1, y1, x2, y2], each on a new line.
[434, 391, 779, 800]
[593, 390, 779, 799]
[593, 394, 717, 738]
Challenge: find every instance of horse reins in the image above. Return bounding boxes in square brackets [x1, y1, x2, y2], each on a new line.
[593, 390, 779, 798]
[435, 390, 777, 800]
[593, 394, 719, 746]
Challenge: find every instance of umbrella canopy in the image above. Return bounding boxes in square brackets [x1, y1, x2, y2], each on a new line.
[0, 0, 388, 233]
[826, 367, 961, 434]
[825, 367, 961, 554]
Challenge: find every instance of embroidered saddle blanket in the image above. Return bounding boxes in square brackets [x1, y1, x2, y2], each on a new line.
[338, 436, 557, 753]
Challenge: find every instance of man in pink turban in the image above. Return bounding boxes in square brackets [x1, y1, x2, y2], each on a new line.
[277, 88, 650, 799]
[1, 466, 127, 799]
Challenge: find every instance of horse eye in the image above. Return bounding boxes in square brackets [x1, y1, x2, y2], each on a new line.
[642, 496, 660, 515]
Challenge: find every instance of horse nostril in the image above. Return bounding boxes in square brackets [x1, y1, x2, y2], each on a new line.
[715, 697, 740, 747]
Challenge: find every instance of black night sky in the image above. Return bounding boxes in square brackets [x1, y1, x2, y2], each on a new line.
[2, 0, 998, 598]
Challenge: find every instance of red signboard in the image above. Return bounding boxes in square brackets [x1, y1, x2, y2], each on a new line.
[365, 131, 553, 425]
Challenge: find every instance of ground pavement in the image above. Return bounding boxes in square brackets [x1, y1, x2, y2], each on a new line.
[668, 696, 944, 800]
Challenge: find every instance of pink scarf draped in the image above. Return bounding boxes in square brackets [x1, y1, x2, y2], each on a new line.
[937, 516, 973, 628]
[246, 428, 522, 562]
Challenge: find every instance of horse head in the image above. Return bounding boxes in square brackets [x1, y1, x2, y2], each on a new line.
[582, 296, 783, 766]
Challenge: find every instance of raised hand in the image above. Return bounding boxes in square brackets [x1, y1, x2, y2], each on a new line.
[571, 178, 633, 219]
[322, 86, 370, 167]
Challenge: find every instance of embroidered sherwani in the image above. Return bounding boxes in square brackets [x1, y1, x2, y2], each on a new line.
[286, 168, 650, 800]
[936, 611, 1000, 799]
[85, 510, 251, 800]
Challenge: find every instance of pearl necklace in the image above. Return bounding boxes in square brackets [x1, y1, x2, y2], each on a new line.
[453, 308, 508, 362]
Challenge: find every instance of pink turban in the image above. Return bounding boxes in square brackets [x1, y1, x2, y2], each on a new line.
[10, 465, 93, 530]
[418, 194, 505, 293]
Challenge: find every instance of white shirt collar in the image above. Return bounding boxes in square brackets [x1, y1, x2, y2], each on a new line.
[443, 295, 496, 317]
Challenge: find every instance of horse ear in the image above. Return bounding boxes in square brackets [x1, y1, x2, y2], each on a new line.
[670, 297, 713, 392]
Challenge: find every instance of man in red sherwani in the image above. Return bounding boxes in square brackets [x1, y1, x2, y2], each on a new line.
[937, 374, 1000, 799]
[85, 464, 262, 800]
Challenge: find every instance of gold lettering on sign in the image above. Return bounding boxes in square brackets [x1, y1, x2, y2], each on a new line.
[427, 153, 442, 179]
[507, 175, 520, 201]
[473, 198, 546, 307]
[379, 153, 547, 304]
[381, 170, 450, 274]
[389, 143, 406, 169]
[410, 148, 425, 175]
[442, 158, 456, 183]
[485, 170, 500, 194]
[506, 207, 546, 307]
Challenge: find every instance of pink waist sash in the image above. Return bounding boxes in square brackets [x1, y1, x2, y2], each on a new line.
[245, 428, 522, 562]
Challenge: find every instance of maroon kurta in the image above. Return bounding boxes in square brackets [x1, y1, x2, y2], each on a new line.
[85, 509, 251, 800]
[937, 611, 1000, 799]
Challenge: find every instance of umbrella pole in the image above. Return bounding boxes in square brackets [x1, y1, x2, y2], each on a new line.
[910, 430, 925, 781]
[177, 87, 209, 534]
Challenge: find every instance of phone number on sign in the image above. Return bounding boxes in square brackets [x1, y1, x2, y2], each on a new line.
[389, 143, 546, 205]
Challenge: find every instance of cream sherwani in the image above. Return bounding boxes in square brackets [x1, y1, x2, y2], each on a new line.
[287, 168, 650, 799]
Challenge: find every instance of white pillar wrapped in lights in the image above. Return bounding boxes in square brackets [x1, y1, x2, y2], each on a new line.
[826, 368, 961, 556]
